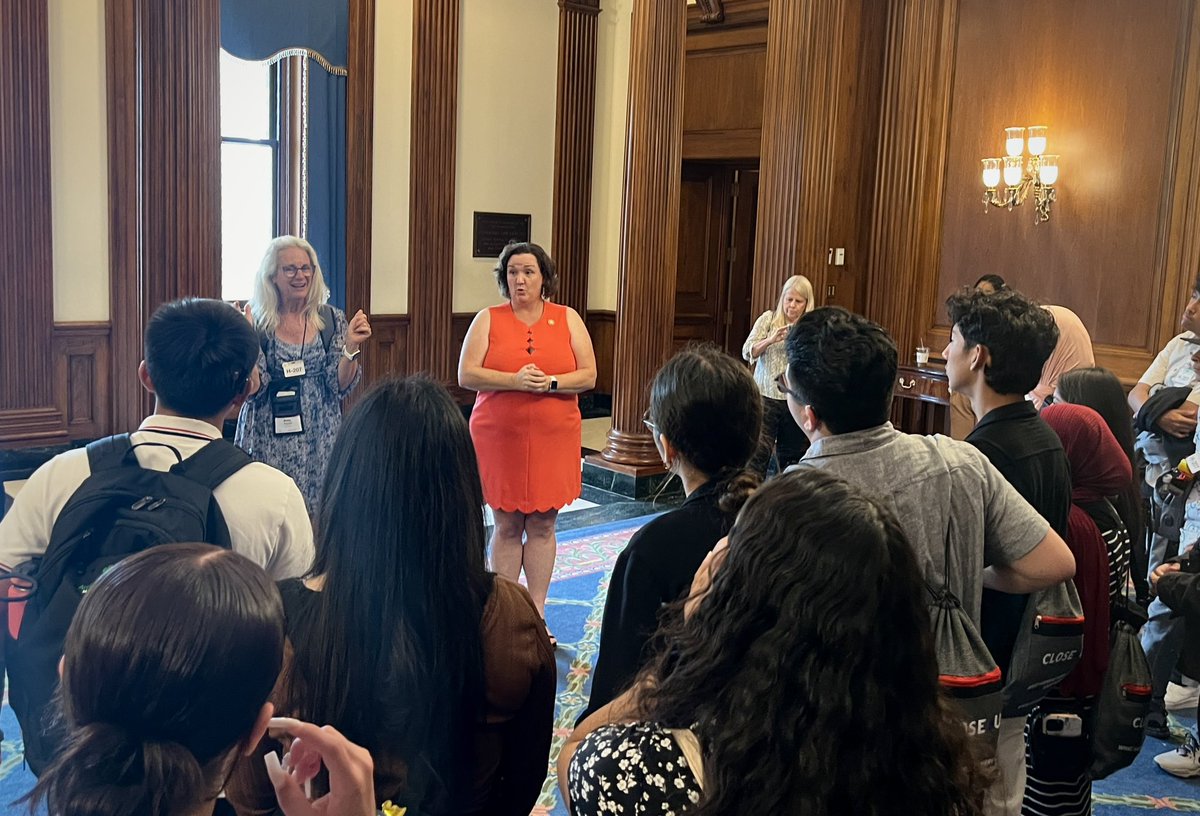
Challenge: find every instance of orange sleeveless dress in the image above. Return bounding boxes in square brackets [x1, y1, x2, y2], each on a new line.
[469, 302, 582, 513]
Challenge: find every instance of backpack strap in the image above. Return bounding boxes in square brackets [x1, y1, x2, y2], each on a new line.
[170, 439, 253, 492]
[318, 304, 336, 352]
[84, 434, 134, 472]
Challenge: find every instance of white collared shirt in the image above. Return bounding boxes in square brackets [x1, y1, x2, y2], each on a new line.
[0, 415, 314, 579]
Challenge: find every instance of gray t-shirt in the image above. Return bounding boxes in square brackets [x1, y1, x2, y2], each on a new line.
[788, 423, 1049, 626]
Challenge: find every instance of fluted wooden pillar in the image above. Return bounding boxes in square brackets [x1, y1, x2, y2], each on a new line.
[751, 0, 847, 315]
[0, 0, 64, 446]
[551, 0, 601, 318]
[106, 0, 222, 431]
[596, 0, 686, 470]
[346, 0, 376, 324]
[865, 0, 958, 354]
[407, 0, 459, 381]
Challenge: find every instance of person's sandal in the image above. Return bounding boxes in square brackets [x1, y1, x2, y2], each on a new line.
[542, 618, 558, 650]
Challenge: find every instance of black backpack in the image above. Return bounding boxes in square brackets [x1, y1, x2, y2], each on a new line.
[6, 433, 251, 774]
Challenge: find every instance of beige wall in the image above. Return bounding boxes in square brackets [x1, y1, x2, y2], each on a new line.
[369, 0, 414, 314]
[48, 0, 110, 322]
[451, 0, 559, 314]
[587, 0, 631, 312]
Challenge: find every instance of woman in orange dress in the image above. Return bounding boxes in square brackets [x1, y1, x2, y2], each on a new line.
[458, 242, 596, 641]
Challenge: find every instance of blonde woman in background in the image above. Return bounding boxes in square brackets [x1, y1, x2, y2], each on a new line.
[742, 275, 814, 475]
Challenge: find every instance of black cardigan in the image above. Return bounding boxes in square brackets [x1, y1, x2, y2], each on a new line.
[579, 480, 734, 723]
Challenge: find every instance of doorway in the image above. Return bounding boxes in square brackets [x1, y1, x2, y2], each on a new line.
[673, 161, 759, 358]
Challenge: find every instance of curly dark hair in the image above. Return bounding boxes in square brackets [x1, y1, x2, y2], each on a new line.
[785, 307, 898, 434]
[946, 288, 1059, 396]
[493, 241, 559, 300]
[635, 469, 989, 816]
[648, 345, 762, 513]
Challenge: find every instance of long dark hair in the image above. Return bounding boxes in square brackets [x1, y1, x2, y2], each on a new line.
[297, 376, 492, 808]
[28, 544, 284, 816]
[636, 469, 987, 816]
[1056, 366, 1144, 551]
[649, 345, 762, 512]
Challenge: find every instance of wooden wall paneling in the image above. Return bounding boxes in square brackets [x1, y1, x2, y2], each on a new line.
[552, 0, 601, 318]
[406, 0, 459, 383]
[361, 314, 409, 385]
[687, 0, 767, 31]
[864, 0, 959, 358]
[52, 323, 112, 440]
[683, 23, 767, 160]
[596, 0, 687, 470]
[751, 0, 823, 315]
[586, 310, 616, 394]
[0, 0, 67, 447]
[935, 0, 1190, 375]
[751, 0, 887, 319]
[106, 0, 223, 431]
[346, 0, 376, 321]
[1153, 0, 1200, 377]
[682, 130, 762, 160]
[826, 0, 888, 317]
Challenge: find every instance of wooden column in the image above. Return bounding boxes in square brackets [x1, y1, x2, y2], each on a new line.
[0, 0, 65, 446]
[107, 0, 222, 431]
[595, 0, 686, 471]
[407, 0, 459, 381]
[551, 0, 601, 318]
[346, 0, 375, 322]
[864, 0, 959, 354]
[751, 0, 848, 315]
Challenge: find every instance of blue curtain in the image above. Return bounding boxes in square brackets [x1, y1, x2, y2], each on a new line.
[221, 0, 349, 309]
[305, 67, 347, 311]
[221, 1, 348, 66]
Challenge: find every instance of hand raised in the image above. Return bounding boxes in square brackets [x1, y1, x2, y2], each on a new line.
[346, 310, 372, 350]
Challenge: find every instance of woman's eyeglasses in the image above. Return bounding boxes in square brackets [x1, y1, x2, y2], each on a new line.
[280, 264, 314, 278]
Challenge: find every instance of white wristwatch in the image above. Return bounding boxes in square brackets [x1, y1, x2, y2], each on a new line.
[342, 346, 361, 361]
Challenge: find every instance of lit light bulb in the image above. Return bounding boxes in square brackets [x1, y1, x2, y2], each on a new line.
[1038, 155, 1059, 186]
[981, 158, 1001, 189]
[1027, 126, 1047, 156]
[1005, 126, 1026, 158]
[1002, 156, 1024, 187]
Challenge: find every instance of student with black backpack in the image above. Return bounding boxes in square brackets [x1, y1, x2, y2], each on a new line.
[0, 297, 314, 774]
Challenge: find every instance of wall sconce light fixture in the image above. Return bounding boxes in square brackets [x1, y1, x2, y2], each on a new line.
[981, 126, 1058, 224]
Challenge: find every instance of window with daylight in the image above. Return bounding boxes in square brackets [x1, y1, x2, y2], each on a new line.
[219, 50, 277, 301]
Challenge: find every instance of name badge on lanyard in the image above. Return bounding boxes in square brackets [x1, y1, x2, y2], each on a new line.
[282, 359, 307, 378]
[271, 382, 304, 435]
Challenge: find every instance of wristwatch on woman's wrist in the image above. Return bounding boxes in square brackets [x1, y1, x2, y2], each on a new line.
[549, 376, 559, 392]
[342, 345, 361, 361]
